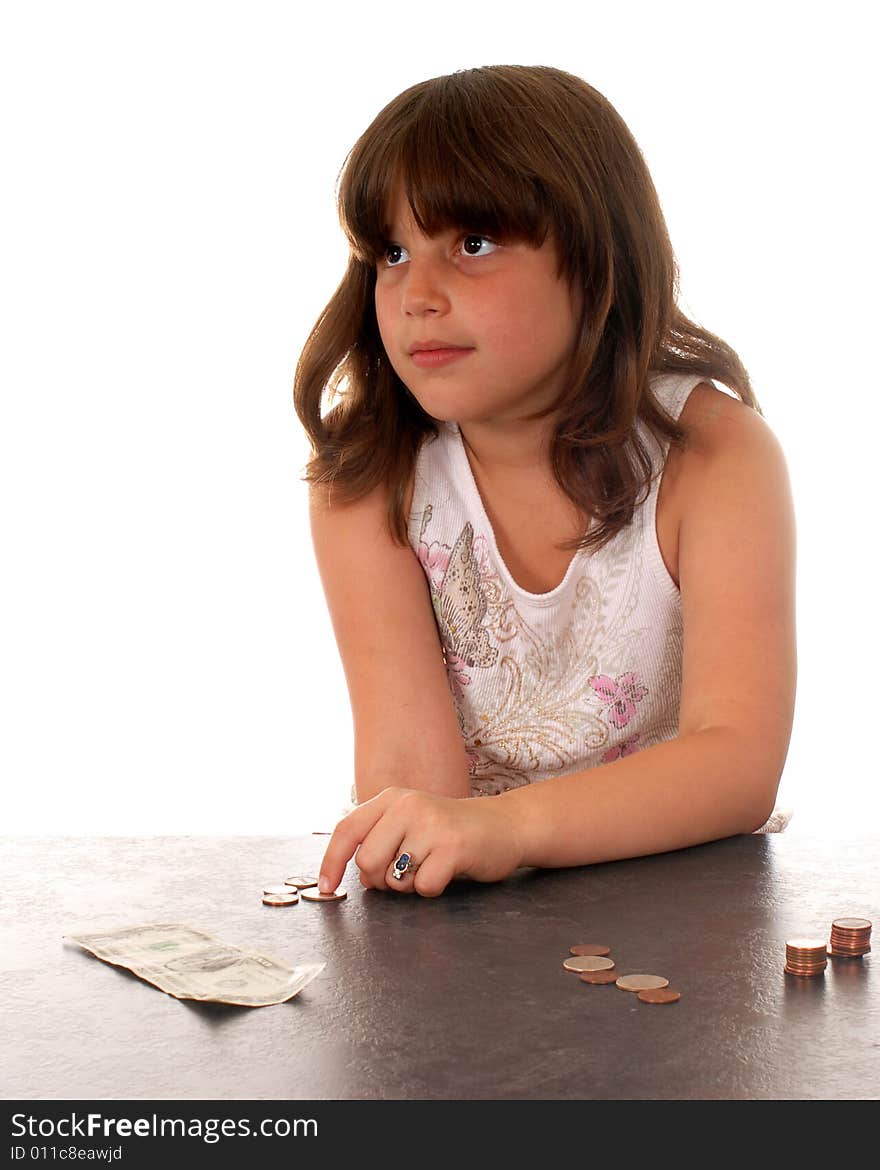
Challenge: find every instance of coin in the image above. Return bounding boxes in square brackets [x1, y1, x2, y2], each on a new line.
[784, 938, 827, 975]
[578, 969, 619, 985]
[262, 893, 299, 907]
[563, 955, 615, 973]
[285, 875, 319, 890]
[616, 974, 669, 992]
[828, 917, 872, 957]
[301, 888, 347, 902]
[569, 943, 611, 957]
[637, 987, 681, 1004]
[263, 884, 299, 898]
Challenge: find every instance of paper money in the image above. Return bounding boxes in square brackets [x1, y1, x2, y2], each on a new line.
[65, 922, 325, 1007]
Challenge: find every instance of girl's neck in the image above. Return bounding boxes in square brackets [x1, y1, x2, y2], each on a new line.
[458, 415, 556, 478]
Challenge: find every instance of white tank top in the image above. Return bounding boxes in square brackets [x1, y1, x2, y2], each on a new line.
[406, 370, 706, 796]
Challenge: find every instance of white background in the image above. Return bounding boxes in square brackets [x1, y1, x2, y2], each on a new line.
[2, 1, 877, 837]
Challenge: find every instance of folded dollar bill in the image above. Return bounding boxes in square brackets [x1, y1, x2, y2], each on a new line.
[65, 922, 325, 1007]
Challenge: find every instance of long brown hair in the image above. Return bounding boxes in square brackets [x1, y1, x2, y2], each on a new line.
[294, 64, 757, 552]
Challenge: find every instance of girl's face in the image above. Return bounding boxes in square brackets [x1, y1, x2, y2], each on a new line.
[374, 186, 581, 434]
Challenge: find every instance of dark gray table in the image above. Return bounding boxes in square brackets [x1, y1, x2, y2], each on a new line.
[2, 833, 877, 1100]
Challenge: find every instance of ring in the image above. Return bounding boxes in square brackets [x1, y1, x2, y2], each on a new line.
[392, 851, 418, 880]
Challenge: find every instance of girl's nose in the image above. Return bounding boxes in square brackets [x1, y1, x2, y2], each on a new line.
[401, 259, 451, 316]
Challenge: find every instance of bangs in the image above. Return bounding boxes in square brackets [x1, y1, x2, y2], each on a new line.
[338, 76, 556, 264]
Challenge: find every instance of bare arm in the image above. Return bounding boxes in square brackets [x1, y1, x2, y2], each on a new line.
[309, 478, 471, 803]
[496, 389, 797, 867]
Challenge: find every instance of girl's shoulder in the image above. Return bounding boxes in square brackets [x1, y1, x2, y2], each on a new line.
[675, 380, 786, 465]
[658, 382, 792, 583]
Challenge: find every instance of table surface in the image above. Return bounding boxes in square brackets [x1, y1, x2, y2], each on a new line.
[2, 832, 878, 1100]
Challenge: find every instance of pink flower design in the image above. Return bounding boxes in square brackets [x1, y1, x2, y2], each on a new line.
[470, 532, 492, 577]
[418, 540, 451, 591]
[443, 648, 473, 704]
[589, 671, 649, 729]
[600, 734, 642, 764]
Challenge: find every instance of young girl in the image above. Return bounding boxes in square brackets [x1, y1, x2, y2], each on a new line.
[294, 64, 796, 898]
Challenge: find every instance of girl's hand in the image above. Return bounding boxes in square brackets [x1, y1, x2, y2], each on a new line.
[317, 787, 525, 897]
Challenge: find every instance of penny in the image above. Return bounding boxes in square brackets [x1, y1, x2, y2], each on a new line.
[285, 875, 319, 890]
[638, 987, 681, 1004]
[784, 938, 827, 975]
[262, 893, 299, 907]
[615, 974, 669, 992]
[301, 888, 347, 902]
[828, 916, 872, 957]
[785, 938, 826, 951]
[563, 956, 615, 973]
[263, 884, 299, 898]
[578, 969, 619, 985]
[569, 943, 611, 957]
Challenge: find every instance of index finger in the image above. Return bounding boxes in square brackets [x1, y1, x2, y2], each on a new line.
[318, 797, 387, 893]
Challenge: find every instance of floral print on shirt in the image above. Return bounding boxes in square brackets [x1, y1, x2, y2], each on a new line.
[414, 504, 663, 795]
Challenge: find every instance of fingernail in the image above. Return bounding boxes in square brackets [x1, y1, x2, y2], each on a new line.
[318, 875, 332, 893]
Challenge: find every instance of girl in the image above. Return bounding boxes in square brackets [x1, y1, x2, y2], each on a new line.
[294, 65, 796, 898]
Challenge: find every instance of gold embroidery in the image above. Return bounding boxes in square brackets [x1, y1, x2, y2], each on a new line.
[419, 511, 681, 795]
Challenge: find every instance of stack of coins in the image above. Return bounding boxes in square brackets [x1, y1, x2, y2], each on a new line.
[828, 917, 872, 957]
[784, 937, 827, 976]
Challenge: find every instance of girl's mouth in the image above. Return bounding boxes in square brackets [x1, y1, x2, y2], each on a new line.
[410, 348, 474, 368]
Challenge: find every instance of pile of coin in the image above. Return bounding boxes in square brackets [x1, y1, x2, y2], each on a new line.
[784, 915, 873, 974]
[261, 875, 347, 907]
[784, 938, 828, 977]
[565, 943, 681, 1004]
[828, 917, 872, 957]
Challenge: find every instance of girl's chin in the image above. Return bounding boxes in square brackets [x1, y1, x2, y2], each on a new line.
[403, 393, 461, 424]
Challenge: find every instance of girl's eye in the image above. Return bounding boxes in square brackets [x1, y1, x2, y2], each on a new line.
[383, 243, 410, 268]
[380, 234, 498, 268]
[460, 234, 497, 258]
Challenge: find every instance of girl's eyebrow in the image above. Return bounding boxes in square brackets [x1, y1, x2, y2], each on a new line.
[381, 212, 465, 242]
[382, 225, 452, 243]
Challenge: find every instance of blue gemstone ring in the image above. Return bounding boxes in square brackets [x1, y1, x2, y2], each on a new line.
[392, 851, 418, 880]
